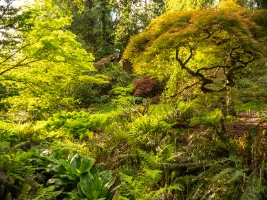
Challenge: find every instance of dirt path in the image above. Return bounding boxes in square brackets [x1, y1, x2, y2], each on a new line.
[227, 110, 267, 136]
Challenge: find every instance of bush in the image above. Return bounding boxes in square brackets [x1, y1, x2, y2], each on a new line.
[46, 151, 116, 199]
[133, 76, 166, 98]
[45, 111, 109, 139]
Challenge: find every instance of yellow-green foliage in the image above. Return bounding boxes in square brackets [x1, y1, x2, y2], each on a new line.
[130, 115, 171, 135]
[45, 111, 110, 140]
[0, 0, 100, 111]
[123, 5, 267, 93]
[164, 0, 218, 13]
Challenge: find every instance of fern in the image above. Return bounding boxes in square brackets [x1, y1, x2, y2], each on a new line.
[19, 184, 31, 200]
[143, 168, 162, 184]
[211, 167, 246, 184]
[186, 156, 248, 199]
[34, 185, 61, 200]
[137, 149, 157, 167]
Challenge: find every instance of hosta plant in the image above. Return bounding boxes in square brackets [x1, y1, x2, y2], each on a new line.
[46, 151, 116, 199]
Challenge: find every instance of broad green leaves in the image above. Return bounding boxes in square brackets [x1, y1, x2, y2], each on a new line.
[47, 151, 115, 199]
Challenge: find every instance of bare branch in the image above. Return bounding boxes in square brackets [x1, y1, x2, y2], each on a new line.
[196, 65, 226, 74]
[176, 46, 216, 93]
[170, 80, 200, 98]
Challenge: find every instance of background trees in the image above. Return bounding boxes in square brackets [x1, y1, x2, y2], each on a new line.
[62, 0, 164, 60]
[164, 0, 267, 12]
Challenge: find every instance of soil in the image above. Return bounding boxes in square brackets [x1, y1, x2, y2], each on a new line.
[227, 110, 267, 136]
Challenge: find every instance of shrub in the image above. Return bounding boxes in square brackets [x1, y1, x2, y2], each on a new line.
[46, 151, 116, 199]
[133, 76, 166, 98]
[45, 111, 109, 139]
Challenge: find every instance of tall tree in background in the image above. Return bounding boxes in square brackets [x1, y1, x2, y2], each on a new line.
[237, 0, 267, 9]
[65, 0, 164, 60]
[165, 0, 216, 12]
[67, 0, 115, 60]
[112, 0, 164, 54]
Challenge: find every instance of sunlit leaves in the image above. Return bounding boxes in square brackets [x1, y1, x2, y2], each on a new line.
[164, 0, 217, 13]
[123, 5, 267, 94]
[0, 0, 98, 110]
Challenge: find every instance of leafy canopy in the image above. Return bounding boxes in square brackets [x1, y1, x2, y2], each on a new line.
[0, 0, 101, 110]
[164, 0, 267, 12]
[123, 2, 267, 93]
[164, 0, 217, 12]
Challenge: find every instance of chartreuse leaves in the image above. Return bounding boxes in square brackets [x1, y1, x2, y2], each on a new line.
[0, 0, 98, 111]
[123, 5, 267, 93]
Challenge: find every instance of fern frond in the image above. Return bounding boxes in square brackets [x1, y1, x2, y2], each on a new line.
[211, 167, 245, 184]
[143, 168, 162, 184]
[33, 185, 61, 200]
[19, 184, 31, 200]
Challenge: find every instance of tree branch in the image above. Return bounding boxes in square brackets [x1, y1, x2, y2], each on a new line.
[176, 46, 215, 93]
[170, 80, 201, 98]
[0, 57, 41, 76]
[196, 65, 226, 74]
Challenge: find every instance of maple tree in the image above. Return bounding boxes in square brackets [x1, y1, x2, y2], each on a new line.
[123, 2, 267, 95]
[0, 0, 98, 110]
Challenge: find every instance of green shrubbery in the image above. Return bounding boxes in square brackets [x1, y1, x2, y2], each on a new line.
[45, 111, 110, 140]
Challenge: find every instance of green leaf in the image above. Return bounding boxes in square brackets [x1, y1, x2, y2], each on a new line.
[77, 183, 86, 198]
[68, 152, 81, 169]
[143, 168, 162, 184]
[168, 183, 184, 191]
[80, 157, 95, 172]
[0, 141, 10, 151]
[79, 172, 94, 199]
[59, 160, 79, 180]
[99, 170, 115, 197]
[99, 170, 113, 185]
[91, 177, 102, 199]
[47, 178, 69, 185]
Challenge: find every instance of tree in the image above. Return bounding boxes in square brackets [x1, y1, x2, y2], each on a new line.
[164, 0, 217, 12]
[123, 2, 267, 96]
[64, 0, 116, 60]
[57, 0, 164, 60]
[164, 0, 267, 12]
[112, 0, 164, 53]
[0, 0, 35, 76]
[0, 0, 101, 111]
[236, 0, 267, 9]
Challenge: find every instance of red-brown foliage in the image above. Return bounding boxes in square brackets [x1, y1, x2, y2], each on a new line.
[133, 76, 165, 98]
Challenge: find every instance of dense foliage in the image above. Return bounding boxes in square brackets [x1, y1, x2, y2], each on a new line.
[1, 0, 267, 199]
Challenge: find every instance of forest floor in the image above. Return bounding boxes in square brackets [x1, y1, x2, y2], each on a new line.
[227, 110, 267, 136]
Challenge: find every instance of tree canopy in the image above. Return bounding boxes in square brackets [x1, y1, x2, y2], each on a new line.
[123, 2, 267, 94]
[59, 0, 164, 60]
[0, 0, 98, 110]
[165, 0, 267, 12]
